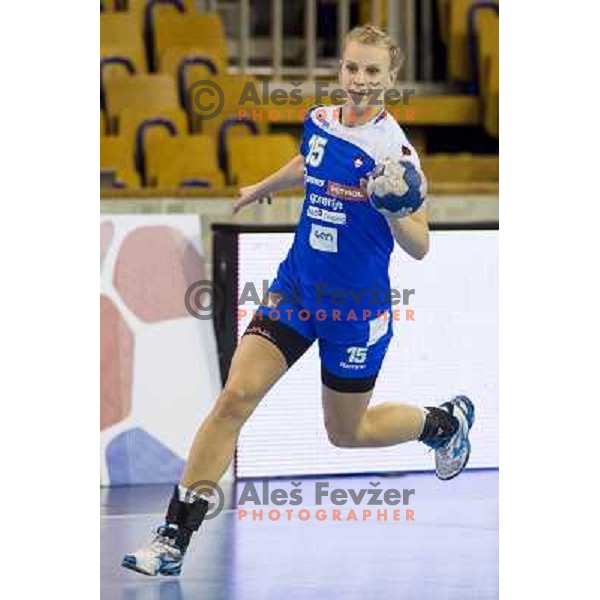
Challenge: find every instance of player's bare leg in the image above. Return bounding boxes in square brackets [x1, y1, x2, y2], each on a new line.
[322, 386, 424, 448]
[181, 333, 287, 486]
[122, 333, 287, 576]
[322, 386, 475, 479]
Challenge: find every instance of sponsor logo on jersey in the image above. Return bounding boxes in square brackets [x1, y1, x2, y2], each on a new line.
[309, 224, 338, 253]
[304, 170, 326, 187]
[326, 181, 368, 202]
[338, 362, 367, 371]
[306, 174, 327, 187]
[309, 193, 343, 211]
[306, 205, 347, 225]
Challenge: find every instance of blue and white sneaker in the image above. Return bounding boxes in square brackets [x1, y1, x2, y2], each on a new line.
[122, 525, 183, 576]
[432, 395, 475, 480]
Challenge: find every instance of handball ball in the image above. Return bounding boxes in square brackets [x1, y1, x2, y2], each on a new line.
[366, 158, 425, 218]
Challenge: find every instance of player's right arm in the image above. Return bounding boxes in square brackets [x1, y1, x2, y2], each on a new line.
[232, 154, 305, 214]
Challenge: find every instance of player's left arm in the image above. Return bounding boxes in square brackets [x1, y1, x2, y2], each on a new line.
[381, 135, 430, 259]
[386, 201, 429, 260]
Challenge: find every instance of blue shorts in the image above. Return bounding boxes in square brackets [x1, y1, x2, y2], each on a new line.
[243, 287, 393, 393]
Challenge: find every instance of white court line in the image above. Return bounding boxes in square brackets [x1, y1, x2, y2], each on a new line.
[101, 508, 498, 532]
[101, 504, 413, 519]
[100, 513, 497, 532]
[101, 509, 246, 520]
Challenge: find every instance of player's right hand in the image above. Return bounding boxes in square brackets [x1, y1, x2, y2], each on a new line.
[232, 185, 271, 215]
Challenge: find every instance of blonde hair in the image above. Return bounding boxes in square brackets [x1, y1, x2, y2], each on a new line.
[342, 25, 405, 76]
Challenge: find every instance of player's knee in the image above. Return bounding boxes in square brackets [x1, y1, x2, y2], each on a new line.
[213, 383, 259, 425]
[326, 428, 362, 448]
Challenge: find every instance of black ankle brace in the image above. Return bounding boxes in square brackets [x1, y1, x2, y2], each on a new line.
[418, 406, 458, 445]
[165, 485, 209, 551]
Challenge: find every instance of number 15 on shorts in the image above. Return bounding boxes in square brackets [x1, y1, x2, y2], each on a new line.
[347, 347, 367, 364]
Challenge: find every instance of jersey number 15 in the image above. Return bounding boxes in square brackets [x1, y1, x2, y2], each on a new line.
[307, 135, 327, 167]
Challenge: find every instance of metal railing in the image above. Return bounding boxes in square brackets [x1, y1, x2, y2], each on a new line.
[215, 0, 432, 82]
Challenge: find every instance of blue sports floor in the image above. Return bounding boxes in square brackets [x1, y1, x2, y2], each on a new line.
[101, 470, 498, 600]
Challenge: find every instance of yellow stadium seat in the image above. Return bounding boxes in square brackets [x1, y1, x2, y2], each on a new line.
[145, 135, 225, 188]
[483, 56, 499, 138]
[101, 13, 139, 47]
[118, 106, 188, 141]
[189, 74, 267, 136]
[104, 74, 181, 132]
[100, 136, 140, 188]
[100, 1, 115, 13]
[104, 74, 178, 113]
[358, 0, 370, 25]
[100, 13, 145, 71]
[101, 46, 146, 78]
[475, 10, 499, 98]
[447, 0, 477, 82]
[228, 134, 298, 186]
[125, 0, 197, 22]
[397, 95, 481, 126]
[358, 0, 387, 27]
[447, 0, 498, 82]
[462, 7, 499, 138]
[153, 11, 227, 73]
[160, 45, 227, 81]
[421, 154, 498, 184]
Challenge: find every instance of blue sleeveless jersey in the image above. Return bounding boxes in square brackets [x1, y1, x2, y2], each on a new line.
[271, 105, 422, 345]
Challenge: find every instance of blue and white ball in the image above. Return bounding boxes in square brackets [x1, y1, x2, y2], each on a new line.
[367, 158, 425, 218]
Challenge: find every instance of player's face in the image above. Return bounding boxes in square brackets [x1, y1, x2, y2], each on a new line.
[339, 41, 395, 109]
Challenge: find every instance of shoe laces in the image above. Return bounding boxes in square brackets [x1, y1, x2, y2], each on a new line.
[149, 526, 180, 556]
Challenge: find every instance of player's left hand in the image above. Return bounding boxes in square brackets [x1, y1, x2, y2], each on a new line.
[365, 158, 427, 218]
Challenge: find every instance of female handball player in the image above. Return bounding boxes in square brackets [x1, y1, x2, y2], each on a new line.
[122, 24, 475, 577]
